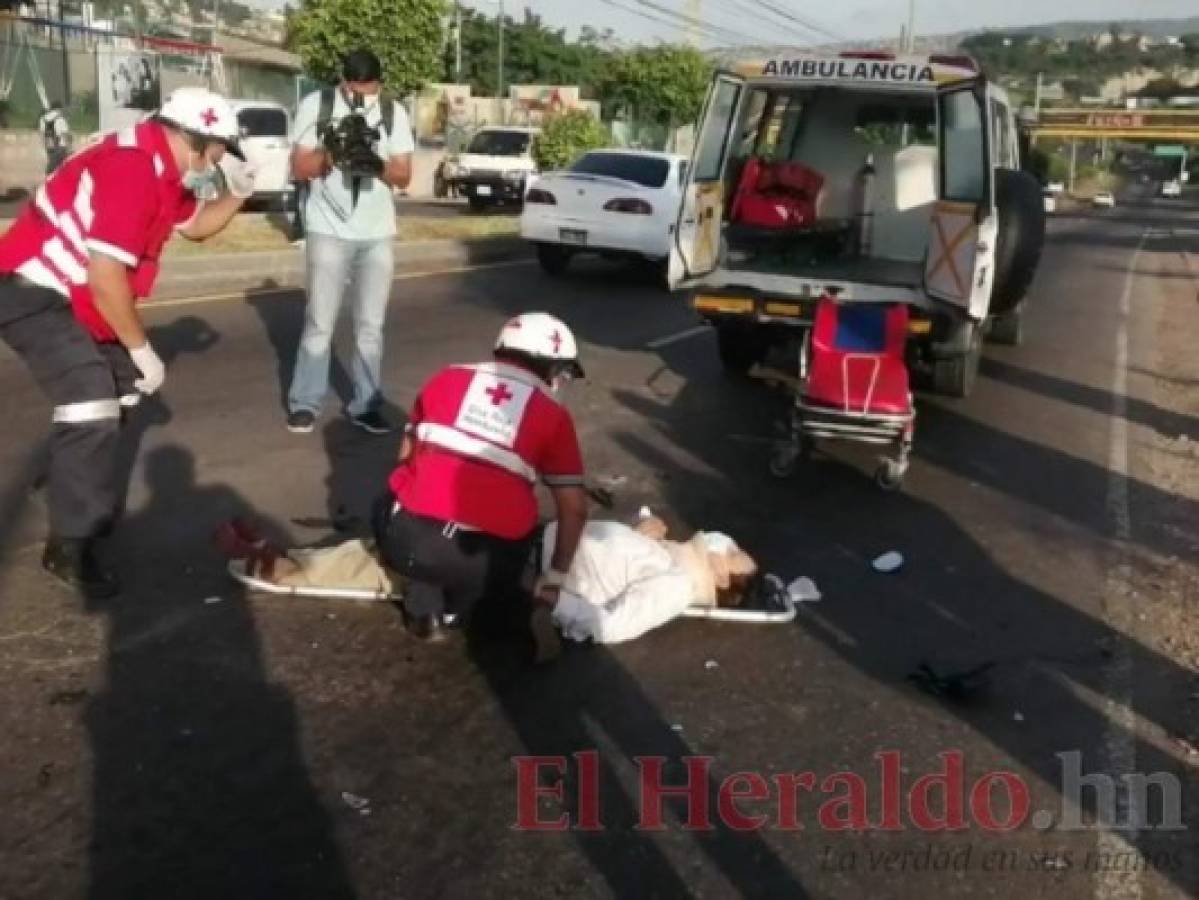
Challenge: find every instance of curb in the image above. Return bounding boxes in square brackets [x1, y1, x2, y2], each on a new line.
[150, 235, 529, 301]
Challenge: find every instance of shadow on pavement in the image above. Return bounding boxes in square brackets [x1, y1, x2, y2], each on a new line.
[465, 612, 811, 898]
[981, 357, 1198, 443]
[606, 363, 1196, 893]
[87, 445, 356, 899]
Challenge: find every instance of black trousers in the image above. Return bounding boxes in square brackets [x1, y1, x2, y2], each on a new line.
[372, 495, 534, 621]
[0, 277, 138, 540]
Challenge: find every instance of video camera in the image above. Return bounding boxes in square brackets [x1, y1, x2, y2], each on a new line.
[321, 92, 383, 180]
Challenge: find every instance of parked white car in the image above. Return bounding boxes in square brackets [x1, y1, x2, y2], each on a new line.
[1046, 181, 1066, 194]
[1161, 180, 1182, 198]
[1092, 191, 1116, 209]
[228, 100, 293, 210]
[521, 149, 688, 280]
[447, 126, 540, 210]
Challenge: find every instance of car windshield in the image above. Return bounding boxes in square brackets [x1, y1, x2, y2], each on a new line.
[467, 130, 531, 156]
[570, 152, 671, 188]
[237, 108, 288, 138]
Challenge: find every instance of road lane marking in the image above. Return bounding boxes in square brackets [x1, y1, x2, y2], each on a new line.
[1095, 230, 1147, 900]
[143, 258, 536, 311]
[645, 325, 711, 350]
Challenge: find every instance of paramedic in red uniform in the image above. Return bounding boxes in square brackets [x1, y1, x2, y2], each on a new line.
[374, 312, 590, 642]
[0, 87, 256, 598]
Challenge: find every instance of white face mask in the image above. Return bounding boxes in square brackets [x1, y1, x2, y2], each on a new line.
[183, 150, 220, 201]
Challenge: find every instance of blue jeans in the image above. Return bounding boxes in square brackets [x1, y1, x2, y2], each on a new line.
[288, 233, 394, 417]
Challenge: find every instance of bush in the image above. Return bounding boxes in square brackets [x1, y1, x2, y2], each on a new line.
[534, 109, 609, 171]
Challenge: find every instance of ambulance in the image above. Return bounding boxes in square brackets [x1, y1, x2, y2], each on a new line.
[670, 51, 1045, 397]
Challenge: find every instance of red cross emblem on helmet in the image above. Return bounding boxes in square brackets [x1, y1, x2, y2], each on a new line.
[200, 107, 218, 127]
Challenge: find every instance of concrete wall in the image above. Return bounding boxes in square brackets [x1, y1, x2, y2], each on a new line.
[0, 131, 46, 196]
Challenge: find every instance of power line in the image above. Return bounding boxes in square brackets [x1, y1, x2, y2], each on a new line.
[717, 0, 826, 45]
[735, 0, 845, 44]
[596, 0, 774, 47]
[632, 0, 780, 45]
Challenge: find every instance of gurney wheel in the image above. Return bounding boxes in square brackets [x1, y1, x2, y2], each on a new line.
[875, 460, 905, 492]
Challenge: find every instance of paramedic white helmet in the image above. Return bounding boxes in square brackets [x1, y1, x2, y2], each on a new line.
[495, 312, 585, 379]
[157, 87, 244, 159]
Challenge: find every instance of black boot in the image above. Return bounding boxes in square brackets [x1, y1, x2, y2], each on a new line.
[42, 538, 121, 599]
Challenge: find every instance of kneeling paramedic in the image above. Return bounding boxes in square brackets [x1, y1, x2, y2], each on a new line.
[0, 86, 256, 598]
[374, 312, 590, 641]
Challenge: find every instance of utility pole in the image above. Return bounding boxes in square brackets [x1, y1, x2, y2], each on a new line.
[1034, 72, 1044, 116]
[905, 0, 916, 52]
[1069, 138, 1077, 192]
[57, 0, 70, 106]
[496, 0, 505, 100]
[454, 1, 462, 83]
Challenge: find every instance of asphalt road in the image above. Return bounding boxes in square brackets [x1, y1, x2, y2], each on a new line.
[0, 190, 1196, 899]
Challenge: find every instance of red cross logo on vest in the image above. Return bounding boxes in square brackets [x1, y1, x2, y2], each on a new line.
[550, 330, 562, 354]
[485, 381, 514, 406]
[200, 107, 218, 127]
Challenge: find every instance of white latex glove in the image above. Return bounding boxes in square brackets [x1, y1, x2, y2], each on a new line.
[218, 155, 257, 200]
[129, 343, 165, 396]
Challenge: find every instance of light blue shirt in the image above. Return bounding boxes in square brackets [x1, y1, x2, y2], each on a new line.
[294, 88, 415, 241]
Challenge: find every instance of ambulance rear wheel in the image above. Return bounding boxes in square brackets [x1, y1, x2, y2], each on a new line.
[932, 326, 982, 398]
[716, 324, 768, 376]
[987, 305, 1024, 346]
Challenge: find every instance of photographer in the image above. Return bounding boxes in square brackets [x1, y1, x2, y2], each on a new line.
[287, 49, 414, 435]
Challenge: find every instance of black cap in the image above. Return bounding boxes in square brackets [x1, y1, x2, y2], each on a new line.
[342, 49, 383, 82]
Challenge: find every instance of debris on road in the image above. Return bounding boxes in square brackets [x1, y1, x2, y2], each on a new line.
[787, 577, 822, 604]
[1013, 711, 1025, 723]
[341, 792, 372, 816]
[596, 474, 628, 490]
[203, 596, 224, 605]
[48, 689, 88, 706]
[704, 659, 719, 670]
[873, 551, 905, 574]
[908, 662, 995, 703]
[671, 724, 684, 733]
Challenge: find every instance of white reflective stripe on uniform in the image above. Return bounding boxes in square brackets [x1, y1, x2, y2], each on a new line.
[86, 239, 137, 267]
[119, 394, 142, 408]
[152, 153, 164, 177]
[415, 422, 537, 483]
[15, 259, 69, 296]
[43, 237, 87, 284]
[543, 473, 585, 487]
[75, 170, 96, 230]
[52, 399, 121, 424]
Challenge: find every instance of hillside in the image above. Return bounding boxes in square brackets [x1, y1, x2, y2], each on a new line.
[1001, 17, 1199, 41]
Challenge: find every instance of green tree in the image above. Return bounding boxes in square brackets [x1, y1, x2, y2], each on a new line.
[289, 0, 447, 95]
[534, 109, 608, 170]
[598, 45, 711, 126]
[444, 9, 602, 96]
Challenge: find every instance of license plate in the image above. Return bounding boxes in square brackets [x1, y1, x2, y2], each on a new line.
[560, 229, 588, 246]
[476, 185, 492, 196]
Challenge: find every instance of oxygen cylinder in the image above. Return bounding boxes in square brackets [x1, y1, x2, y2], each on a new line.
[855, 153, 876, 257]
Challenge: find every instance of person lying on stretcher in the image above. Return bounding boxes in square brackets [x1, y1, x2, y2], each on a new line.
[215, 512, 780, 652]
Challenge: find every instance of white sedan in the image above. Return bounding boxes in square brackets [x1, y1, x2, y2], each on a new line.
[520, 149, 687, 281]
[1092, 191, 1116, 209]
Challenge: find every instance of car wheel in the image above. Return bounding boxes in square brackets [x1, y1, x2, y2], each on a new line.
[987, 305, 1024, 346]
[536, 243, 572, 276]
[990, 169, 1046, 316]
[932, 325, 982, 398]
[715, 323, 769, 376]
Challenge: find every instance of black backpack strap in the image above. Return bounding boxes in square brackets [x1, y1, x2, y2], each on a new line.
[316, 86, 336, 137]
[379, 91, 395, 141]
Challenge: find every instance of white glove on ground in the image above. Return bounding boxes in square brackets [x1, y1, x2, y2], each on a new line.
[218, 156, 258, 200]
[129, 343, 165, 396]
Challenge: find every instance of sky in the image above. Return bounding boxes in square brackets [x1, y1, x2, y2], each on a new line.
[450, 0, 1199, 47]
